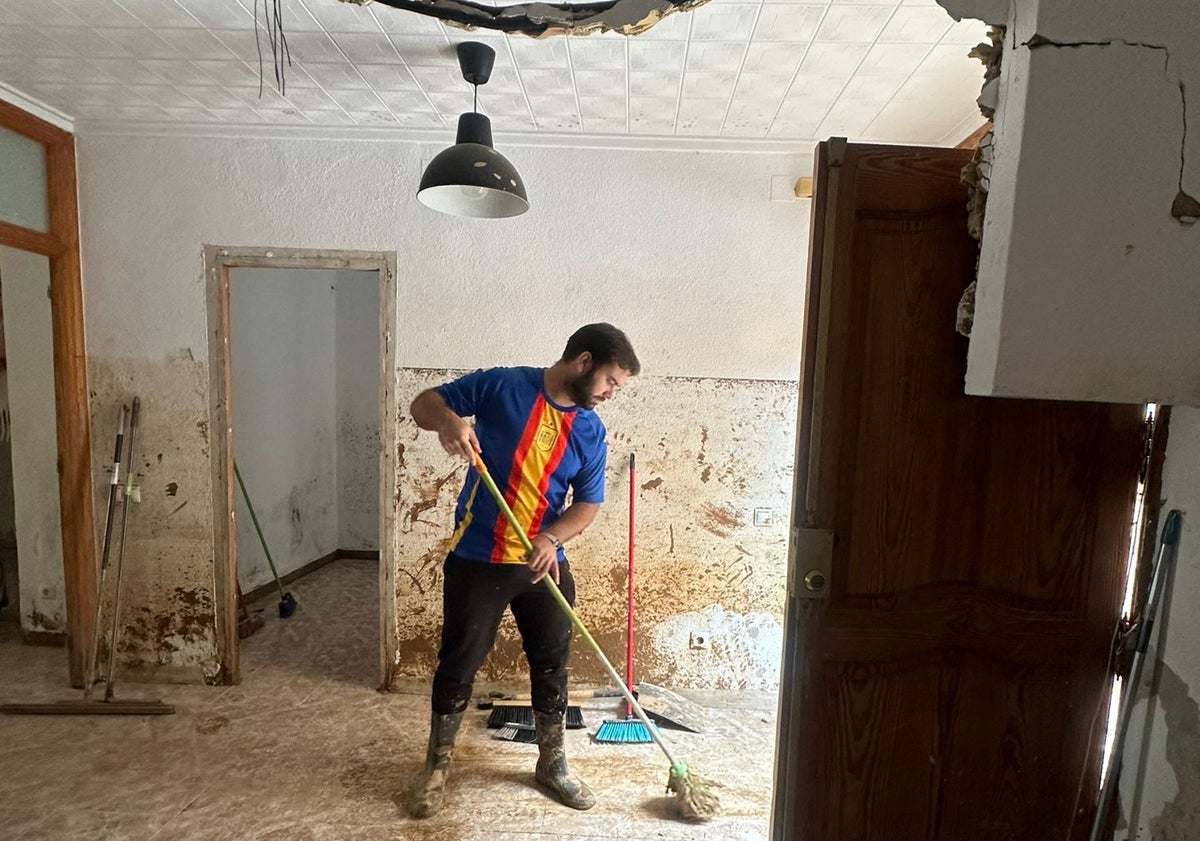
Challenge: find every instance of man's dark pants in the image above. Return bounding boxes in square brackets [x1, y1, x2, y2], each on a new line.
[431, 552, 576, 716]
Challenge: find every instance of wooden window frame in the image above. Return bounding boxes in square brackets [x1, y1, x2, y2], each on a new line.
[0, 99, 95, 686]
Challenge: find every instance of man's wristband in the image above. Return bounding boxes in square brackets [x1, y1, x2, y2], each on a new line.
[541, 533, 563, 550]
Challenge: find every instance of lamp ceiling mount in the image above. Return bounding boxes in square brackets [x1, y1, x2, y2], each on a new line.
[457, 41, 495, 87]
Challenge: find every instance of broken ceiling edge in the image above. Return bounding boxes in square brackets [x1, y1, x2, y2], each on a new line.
[354, 0, 711, 37]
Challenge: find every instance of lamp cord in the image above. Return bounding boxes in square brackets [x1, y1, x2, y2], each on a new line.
[473, 84, 478, 114]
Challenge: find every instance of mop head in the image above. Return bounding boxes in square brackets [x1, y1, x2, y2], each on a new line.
[667, 762, 721, 822]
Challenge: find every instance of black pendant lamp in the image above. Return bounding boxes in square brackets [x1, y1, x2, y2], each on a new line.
[417, 42, 529, 219]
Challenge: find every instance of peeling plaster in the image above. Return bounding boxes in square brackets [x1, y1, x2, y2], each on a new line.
[359, 0, 710, 37]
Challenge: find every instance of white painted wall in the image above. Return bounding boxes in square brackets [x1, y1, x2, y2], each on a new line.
[962, 0, 1200, 406]
[0, 247, 64, 634]
[0, 372, 16, 548]
[76, 133, 810, 378]
[230, 268, 339, 591]
[1117, 409, 1200, 841]
[334, 270, 379, 551]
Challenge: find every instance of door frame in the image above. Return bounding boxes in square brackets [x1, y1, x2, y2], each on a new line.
[0, 99, 95, 687]
[203, 246, 399, 688]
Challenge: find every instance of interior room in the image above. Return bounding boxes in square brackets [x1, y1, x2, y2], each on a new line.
[1, 1, 1198, 840]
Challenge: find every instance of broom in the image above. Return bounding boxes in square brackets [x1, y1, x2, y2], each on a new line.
[596, 453, 652, 744]
[469, 453, 721, 822]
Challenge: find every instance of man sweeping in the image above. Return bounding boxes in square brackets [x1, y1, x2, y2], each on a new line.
[407, 323, 640, 818]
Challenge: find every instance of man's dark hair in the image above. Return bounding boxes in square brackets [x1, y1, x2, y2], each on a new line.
[562, 323, 641, 376]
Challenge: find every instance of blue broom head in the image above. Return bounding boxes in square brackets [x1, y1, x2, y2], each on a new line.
[279, 592, 298, 618]
[595, 718, 654, 744]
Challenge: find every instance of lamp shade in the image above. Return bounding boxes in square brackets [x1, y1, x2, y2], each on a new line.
[417, 112, 529, 218]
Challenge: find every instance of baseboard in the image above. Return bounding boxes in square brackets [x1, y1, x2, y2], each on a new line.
[22, 629, 67, 646]
[242, 548, 379, 603]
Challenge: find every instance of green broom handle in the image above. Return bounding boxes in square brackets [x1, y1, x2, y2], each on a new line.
[470, 453, 686, 774]
[233, 460, 286, 602]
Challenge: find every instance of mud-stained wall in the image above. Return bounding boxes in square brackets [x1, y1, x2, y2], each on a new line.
[393, 368, 797, 692]
[88, 354, 219, 683]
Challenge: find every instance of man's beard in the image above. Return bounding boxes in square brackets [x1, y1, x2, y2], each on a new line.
[566, 367, 598, 408]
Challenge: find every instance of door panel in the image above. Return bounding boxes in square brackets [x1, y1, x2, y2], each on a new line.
[774, 141, 1145, 841]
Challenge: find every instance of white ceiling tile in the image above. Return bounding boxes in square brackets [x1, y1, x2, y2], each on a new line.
[629, 40, 685, 72]
[856, 42, 931, 77]
[272, 0, 324, 31]
[815, 5, 894, 43]
[98, 26, 179, 58]
[578, 96, 625, 119]
[815, 95, 882, 137]
[277, 84, 342, 110]
[86, 58, 162, 84]
[52, 0, 140, 26]
[305, 108, 358, 125]
[325, 86, 388, 111]
[158, 105, 215, 120]
[375, 88, 432, 113]
[682, 69, 736, 100]
[583, 113, 626, 134]
[406, 63, 467, 93]
[207, 28, 269, 61]
[636, 10, 692, 40]
[691, 3, 758, 42]
[795, 41, 869, 81]
[676, 100, 725, 135]
[518, 67, 574, 98]
[176, 85, 239, 108]
[114, 0, 205, 28]
[878, 5, 952, 43]
[629, 70, 677, 99]
[372, 5, 444, 36]
[356, 63, 419, 91]
[394, 111, 445, 128]
[629, 97, 674, 127]
[387, 35, 454, 66]
[742, 42, 807, 76]
[686, 41, 746, 73]
[190, 59, 260, 87]
[754, 4, 826, 42]
[300, 0, 381, 33]
[941, 17, 991, 45]
[138, 59, 219, 85]
[3, 0, 88, 27]
[259, 106, 311, 123]
[297, 59, 365, 89]
[152, 27, 240, 59]
[329, 32, 397, 63]
[172, 0, 252, 30]
[476, 64, 521, 92]
[204, 105, 269, 122]
[528, 94, 577, 117]
[281, 31, 343, 62]
[24, 57, 82, 83]
[56, 26, 135, 57]
[509, 36, 567, 69]
[109, 104, 174, 120]
[478, 92, 528, 119]
[349, 110, 397, 126]
[573, 69, 625, 98]
[126, 83, 204, 108]
[568, 38, 625, 71]
[424, 90, 467, 114]
[20, 27, 91, 57]
[733, 71, 793, 104]
[915, 42, 980, 76]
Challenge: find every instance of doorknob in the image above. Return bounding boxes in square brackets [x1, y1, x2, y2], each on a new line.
[789, 528, 833, 599]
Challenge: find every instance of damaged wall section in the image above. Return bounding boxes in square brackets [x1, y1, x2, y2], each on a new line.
[393, 368, 795, 692]
[959, 0, 1200, 406]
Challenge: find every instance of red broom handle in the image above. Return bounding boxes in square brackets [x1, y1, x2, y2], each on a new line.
[627, 453, 635, 716]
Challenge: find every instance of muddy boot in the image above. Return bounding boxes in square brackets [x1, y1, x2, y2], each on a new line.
[534, 711, 595, 810]
[410, 710, 464, 818]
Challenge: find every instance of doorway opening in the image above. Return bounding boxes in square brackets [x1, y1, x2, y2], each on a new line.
[205, 248, 398, 688]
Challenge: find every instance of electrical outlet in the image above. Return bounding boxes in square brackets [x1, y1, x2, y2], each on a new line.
[689, 632, 710, 650]
[753, 507, 773, 526]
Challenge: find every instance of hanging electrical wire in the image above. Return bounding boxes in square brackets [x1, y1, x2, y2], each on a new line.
[255, 0, 292, 98]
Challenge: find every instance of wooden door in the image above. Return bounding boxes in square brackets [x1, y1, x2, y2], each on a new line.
[772, 140, 1147, 841]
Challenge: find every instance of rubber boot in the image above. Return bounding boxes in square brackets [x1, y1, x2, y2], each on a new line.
[534, 710, 596, 810]
[410, 710, 464, 818]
